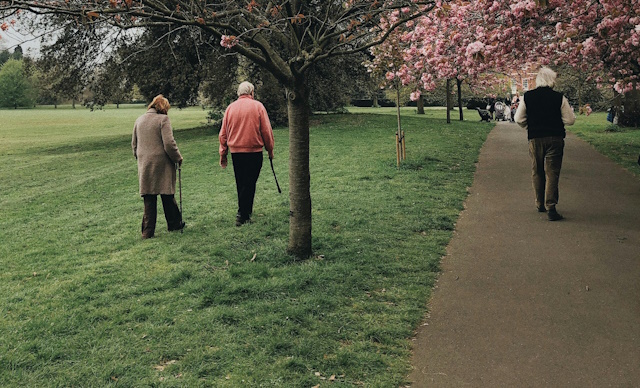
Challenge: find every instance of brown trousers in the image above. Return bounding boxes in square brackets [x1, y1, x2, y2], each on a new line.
[141, 194, 183, 238]
[528, 136, 564, 210]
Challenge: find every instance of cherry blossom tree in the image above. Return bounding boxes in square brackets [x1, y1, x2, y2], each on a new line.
[369, 1, 503, 122]
[0, 0, 438, 258]
[462, 0, 640, 125]
[370, 0, 640, 125]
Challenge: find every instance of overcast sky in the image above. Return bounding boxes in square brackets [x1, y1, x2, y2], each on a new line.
[1, 28, 41, 56]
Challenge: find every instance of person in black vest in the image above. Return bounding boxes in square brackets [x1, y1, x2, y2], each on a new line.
[514, 67, 576, 221]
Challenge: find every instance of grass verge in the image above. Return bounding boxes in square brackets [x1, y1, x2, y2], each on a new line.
[569, 112, 640, 177]
[1, 106, 492, 386]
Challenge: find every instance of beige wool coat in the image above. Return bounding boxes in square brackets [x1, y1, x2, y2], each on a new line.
[132, 108, 183, 196]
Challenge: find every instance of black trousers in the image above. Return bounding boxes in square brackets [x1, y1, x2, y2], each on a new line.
[141, 194, 183, 238]
[231, 152, 263, 220]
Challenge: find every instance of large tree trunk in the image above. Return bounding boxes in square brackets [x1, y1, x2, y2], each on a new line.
[457, 78, 464, 121]
[287, 82, 312, 258]
[619, 89, 640, 127]
[416, 94, 425, 114]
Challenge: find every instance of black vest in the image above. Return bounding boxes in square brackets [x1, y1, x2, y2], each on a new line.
[523, 87, 565, 139]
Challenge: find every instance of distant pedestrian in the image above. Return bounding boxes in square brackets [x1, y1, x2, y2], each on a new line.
[132, 95, 185, 238]
[515, 67, 576, 221]
[219, 81, 275, 226]
[487, 97, 496, 120]
[607, 105, 617, 123]
[580, 103, 593, 116]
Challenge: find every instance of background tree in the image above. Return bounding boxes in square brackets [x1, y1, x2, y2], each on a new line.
[38, 26, 97, 107]
[118, 27, 209, 108]
[1, 0, 436, 258]
[0, 48, 9, 65]
[307, 52, 372, 113]
[555, 64, 611, 112]
[0, 45, 22, 65]
[0, 58, 35, 108]
[11, 43, 21, 59]
[90, 56, 132, 108]
[33, 64, 61, 107]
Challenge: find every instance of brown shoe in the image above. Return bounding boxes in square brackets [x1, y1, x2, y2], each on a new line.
[548, 209, 564, 221]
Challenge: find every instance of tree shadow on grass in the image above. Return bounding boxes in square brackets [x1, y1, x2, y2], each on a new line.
[16, 125, 218, 157]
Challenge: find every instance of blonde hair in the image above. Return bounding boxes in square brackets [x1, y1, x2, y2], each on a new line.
[237, 81, 255, 97]
[535, 67, 557, 88]
[148, 94, 171, 114]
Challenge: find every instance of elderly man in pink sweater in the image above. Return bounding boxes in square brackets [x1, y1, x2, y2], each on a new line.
[219, 81, 275, 226]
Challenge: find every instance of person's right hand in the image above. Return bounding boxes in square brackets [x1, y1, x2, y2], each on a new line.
[220, 154, 228, 169]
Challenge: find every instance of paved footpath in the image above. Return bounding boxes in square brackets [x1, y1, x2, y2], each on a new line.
[410, 122, 640, 387]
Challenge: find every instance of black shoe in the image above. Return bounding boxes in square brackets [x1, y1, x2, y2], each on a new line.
[537, 205, 546, 213]
[235, 216, 251, 227]
[548, 209, 564, 221]
[169, 221, 186, 231]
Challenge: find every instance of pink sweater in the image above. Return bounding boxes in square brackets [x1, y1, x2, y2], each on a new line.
[219, 95, 274, 158]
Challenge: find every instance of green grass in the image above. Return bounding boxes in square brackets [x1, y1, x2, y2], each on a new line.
[569, 112, 640, 176]
[0, 105, 492, 386]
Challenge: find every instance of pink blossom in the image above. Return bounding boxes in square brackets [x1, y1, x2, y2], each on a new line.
[220, 35, 238, 48]
[369, 0, 640, 97]
[465, 41, 485, 57]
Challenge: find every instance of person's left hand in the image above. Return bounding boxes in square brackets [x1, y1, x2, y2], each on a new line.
[220, 154, 228, 169]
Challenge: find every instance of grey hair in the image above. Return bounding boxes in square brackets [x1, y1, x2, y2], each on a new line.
[237, 81, 255, 97]
[535, 67, 557, 88]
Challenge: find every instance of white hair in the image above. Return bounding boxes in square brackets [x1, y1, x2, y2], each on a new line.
[237, 81, 255, 97]
[536, 67, 557, 88]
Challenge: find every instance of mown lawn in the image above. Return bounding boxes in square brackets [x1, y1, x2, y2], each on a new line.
[568, 111, 640, 177]
[0, 105, 494, 386]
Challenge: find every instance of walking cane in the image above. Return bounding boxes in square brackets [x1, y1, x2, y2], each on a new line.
[177, 163, 183, 233]
[269, 157, 282, 194]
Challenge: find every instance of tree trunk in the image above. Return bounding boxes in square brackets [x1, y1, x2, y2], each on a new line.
[457, 78, 464, 121]
[577, 86, 582, 109]
[373, 94, 379, 108]
[416, 94, 425, 115]
[446, 79, 451, 124]
[287, 82, 312, 258]
[620, 88, 640, 127]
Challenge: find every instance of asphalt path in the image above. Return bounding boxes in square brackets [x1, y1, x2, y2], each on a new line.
[410, 121, 640, 387]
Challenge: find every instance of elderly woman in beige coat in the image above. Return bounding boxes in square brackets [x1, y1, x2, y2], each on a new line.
[132, 95, 185, 238]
